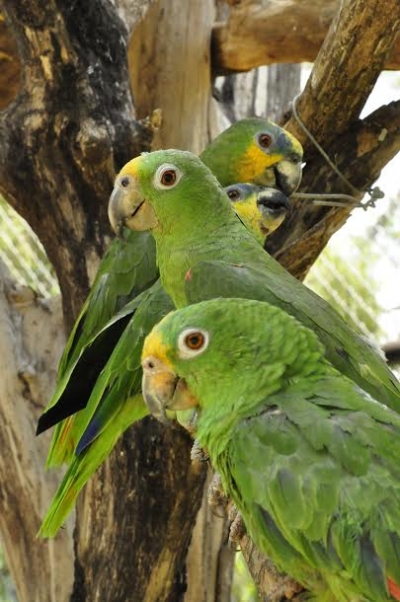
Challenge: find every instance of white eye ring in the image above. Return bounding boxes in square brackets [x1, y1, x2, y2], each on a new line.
[153, 163, 182, 190]
[177, 328, 210, 359]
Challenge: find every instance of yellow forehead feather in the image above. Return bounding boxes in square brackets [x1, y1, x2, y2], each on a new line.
[142, 329, 173, 368]
[118, 156, 141, 177]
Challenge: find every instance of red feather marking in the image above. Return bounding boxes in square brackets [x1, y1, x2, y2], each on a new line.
[185, 269, 192, 281]
[388, 577, 400, 600]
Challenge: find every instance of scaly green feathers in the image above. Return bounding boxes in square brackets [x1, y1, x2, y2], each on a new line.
[141, 298, 400, 601]
[39, 120, 299, 536]
[112, 149, 400, 409]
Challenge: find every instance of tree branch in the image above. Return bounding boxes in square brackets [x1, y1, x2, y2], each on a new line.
[212, 0, 400, 75]
[264, 0, 400, 279]
[268, 101, 400, 279]
[284, 0, 400, 148]
[5, 0, 400, 100]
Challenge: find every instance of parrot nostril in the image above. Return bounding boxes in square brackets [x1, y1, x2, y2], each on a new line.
[121, 176, 130, 188]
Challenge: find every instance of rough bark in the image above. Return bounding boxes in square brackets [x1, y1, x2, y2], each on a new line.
[284, 0, 400, 149]
[4, 0, 400, 110]
[0, 0, 152, 328]
[268, 101, 400, 279]
[128, 0, 215, 154]
[76, 421, 207, 602]
[239, 537, 304, 601]
[0, 14, 21, 109]
[212, 0, 400, 74]
[266, 0, 400, 278]
[0, 261, 72, 602]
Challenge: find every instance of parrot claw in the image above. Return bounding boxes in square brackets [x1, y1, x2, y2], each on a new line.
[227, 504, 246, 550]
[190, 439, 209, 463]
[265, 575, 304, 602]
[207, 472, 227, 518]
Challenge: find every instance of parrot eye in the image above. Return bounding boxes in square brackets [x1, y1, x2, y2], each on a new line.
[226, 188, 241, 202]
[120, 176, 130, 188]
[161, 170, 176, 186]
[185, 332, 204, 349]
[178, 328, 209, 359]
[154, 164, 182, 190]
[257, 133, 273, 149]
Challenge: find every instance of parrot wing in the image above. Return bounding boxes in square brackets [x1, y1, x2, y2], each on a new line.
[226, 375, 400, 600]
[73, 281, 173, 455]
[43, 294, 144, 465]
[38, 393, 142, 539]
[184, 260, 400, 412]
[59, 230, 157, 373]
[39, 283, 173, 535]
[37, 292, 144, 437]
[41, 230, 157, 424]
[45, 282, 172, 467]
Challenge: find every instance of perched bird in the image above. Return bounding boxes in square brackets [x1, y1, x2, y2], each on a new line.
[38, 122, 301, 536]
[37, 118, 302, 439]
[109, 149, 400, 410]
[225, 183, 290, 242]
[141, 298, 400, 602]
[38, 183, 289, 535]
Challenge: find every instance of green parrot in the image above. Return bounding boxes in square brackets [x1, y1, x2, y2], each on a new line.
[141, 297, 400, 602]
[37, 118, 301, 437]
[108, 149, 400, 411]
[42, 182, 292, 466]
[38, 184, 291, 537]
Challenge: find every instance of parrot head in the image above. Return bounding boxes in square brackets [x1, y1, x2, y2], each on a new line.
[141, 298, 323, 423]
[200, 118, 303, 195]
[109, 118, 302, 235]
[224, 183, 290, 241]
[108, 150, 236, 236]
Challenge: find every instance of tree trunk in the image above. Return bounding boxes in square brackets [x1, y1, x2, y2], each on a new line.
[0, 261, 72, 602]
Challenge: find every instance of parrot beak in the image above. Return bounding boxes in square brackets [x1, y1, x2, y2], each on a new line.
[272, 157, 302, 196]
[108, 174, 158, 236]
[141, 356, 198, 424]
[257, 189, 290, 235]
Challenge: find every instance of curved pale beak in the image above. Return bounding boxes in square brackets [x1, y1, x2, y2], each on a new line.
[108, 174, 157, 236]
[141, 356, 198, 424]
[272, 157, 302, 196]
[257, 189, 290, 235]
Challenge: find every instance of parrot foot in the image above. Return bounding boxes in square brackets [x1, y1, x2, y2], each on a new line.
[265, 576, 304, 601]
[227, 503, 246, 550]
[207, 474, 247, 545]
[190, 439, 210, 464]
[207, 472, 227, 518]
